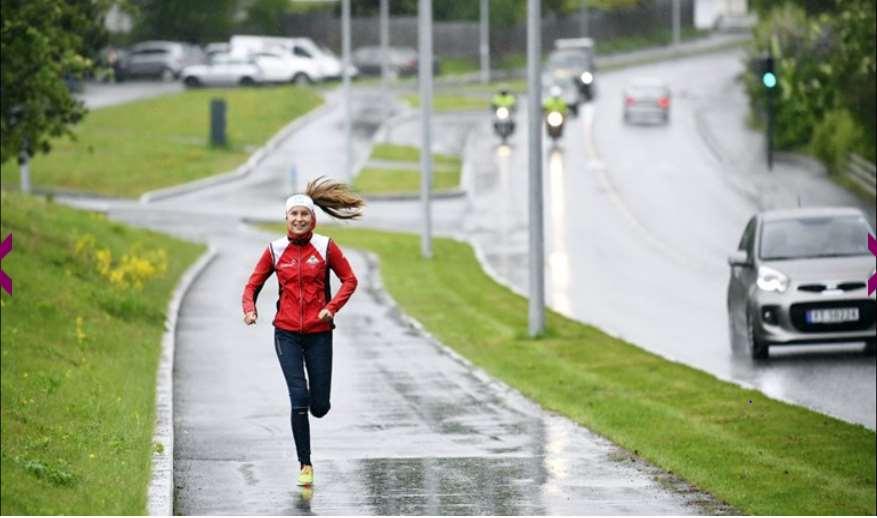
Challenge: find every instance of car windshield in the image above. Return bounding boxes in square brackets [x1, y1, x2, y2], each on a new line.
[759, 215, 872, 260]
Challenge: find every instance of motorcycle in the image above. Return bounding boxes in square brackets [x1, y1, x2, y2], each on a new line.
[492, 105, 515, 144]
[545, 109, 565, 141]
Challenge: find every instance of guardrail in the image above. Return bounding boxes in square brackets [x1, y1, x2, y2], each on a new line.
[846, 153, 876, 198]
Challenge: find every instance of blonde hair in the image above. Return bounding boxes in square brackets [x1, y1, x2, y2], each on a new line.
[305, 176, 365, 220]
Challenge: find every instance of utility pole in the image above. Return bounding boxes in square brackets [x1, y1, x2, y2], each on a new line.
[380, 0, 389, 96]
[479, 0, 490, 84]
[527, 0, 544, 337]
[342, 0, 352, 180]
[579, 0, 588, 37]
[418, 0, 433, 258]
[672, 0, 681, 47]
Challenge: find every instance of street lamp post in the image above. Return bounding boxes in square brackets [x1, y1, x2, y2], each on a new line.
[342, 0, 352, 181]
[418, 0, 433, 258]
[380, 0, 389, 97]
[480, 0, 490, 84]
[527, 0, 544, 336]
[672, 0, 681, 47]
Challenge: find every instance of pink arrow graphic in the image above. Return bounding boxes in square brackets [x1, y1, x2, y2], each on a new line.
[0, 233, 10, 295]
[869, 233, 877, 296]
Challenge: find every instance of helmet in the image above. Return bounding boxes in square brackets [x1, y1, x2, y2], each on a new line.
[550, 86, 563, 98]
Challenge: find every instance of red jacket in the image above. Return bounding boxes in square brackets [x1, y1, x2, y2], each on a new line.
[242, 232, 357, 333]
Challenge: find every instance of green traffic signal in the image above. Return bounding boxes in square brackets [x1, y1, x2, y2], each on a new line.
[762, 72, 777, 88]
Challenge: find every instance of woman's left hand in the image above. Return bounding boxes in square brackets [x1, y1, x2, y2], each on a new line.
[318, 308, 334, 322]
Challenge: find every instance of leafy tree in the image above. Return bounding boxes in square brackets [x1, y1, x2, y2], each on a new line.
[242, 0, 291, 36]
[129, 0, 236, 43]
[1, 0, 108, 164]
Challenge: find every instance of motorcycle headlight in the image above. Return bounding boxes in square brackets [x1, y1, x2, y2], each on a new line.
[580, 71, 593, 84]
[496, 106, 510, 120]
[757, 266, 789, 293]
[547, 111, 564, 127]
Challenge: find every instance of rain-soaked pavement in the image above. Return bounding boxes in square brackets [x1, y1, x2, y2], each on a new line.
[65, 86, 731, 514]
[463, 48, 877, 429]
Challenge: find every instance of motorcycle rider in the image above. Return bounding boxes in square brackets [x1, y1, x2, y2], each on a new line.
[491, 89, 517, 111]
[543, 86, 568, 116]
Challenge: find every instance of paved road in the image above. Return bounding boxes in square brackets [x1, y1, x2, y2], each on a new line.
[76, 80, 184, 109]
[67, 85, 728, 514]
[465, 49, 877, 429]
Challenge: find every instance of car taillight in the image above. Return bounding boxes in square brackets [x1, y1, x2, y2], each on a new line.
[658, 96, 670, 109]
[625, 96, 636, 106]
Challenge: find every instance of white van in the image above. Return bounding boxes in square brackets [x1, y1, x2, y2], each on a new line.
[229, 35, 356, 83]
[230, 35, 323, 83]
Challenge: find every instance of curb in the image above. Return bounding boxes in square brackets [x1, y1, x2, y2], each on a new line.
[148, 245, 218, 516]
[139, 99, 337, 204]
[363, 189, 466, 202]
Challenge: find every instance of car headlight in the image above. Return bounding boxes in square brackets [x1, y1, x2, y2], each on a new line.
[757, 265, 789, 293]
[580, 71, 593, 84]
[496, 106, 510, 120]
[547, 111, 564, 127]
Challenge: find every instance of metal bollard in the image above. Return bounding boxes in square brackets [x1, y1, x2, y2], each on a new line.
[209, 98, 227, 147]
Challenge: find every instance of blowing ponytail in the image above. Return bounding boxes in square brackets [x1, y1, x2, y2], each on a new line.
[305, 176, 365, 220]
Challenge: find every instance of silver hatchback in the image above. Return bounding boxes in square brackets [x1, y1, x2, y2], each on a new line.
[727, 207, 876, 359]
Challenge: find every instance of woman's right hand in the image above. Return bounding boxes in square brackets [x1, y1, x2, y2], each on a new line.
[243, 311, 257, 325]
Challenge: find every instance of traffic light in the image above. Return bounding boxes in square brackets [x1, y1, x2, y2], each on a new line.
[762, 55, 776, 89]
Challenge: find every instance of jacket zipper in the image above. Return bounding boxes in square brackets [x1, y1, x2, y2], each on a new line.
[298, 245, 304, 332]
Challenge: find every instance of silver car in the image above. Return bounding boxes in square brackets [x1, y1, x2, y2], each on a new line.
[119, 41, 204, 81]
[727, 207, 876, 359]
[623, 78, 670, 124]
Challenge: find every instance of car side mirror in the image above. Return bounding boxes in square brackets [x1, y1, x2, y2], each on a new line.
[727, 250, 752, 268]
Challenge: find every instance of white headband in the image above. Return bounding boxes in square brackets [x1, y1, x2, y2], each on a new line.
[284, 194, 316, 216]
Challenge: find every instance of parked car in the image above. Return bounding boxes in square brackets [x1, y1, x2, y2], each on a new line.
[251, 50, 307, 84]
[622, 78, 671, 124]
[353, 46, 439, 77]
[727, 207, 876, 359]
[229, 35, 333, 83]
[180, 52, 263, 88]
[118, 41, 205, 81]
[548, 42, 596, 102]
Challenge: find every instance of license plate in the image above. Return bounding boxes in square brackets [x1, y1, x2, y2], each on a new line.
[806, 308, 859, 324]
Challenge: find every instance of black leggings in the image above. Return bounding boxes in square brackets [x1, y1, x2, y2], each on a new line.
[274, 328, 333, 466]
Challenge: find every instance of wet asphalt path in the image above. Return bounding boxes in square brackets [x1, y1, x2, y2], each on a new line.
[75, 85, 729, 514]
[465, 49, 877, 429]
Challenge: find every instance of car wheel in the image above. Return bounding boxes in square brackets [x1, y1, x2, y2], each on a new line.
[865, 339, 876, 356]
[291, 73, 311, 85]
[239, 76, 256, 87]
[747, 313, 769, 360]
[183, 76, 201, 88]
[160, 68, 175, 82]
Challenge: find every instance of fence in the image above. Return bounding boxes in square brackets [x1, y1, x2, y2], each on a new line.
[846, 153, 876, 198]
[281, 0, 695, 59]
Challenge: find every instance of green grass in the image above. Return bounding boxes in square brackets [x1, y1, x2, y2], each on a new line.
[370, 143, 461, 170]
[352, 167, 460, 195]
[262, 225, 876, 515]
[0, 86, 323, 197]
[1, 191, 205, 514]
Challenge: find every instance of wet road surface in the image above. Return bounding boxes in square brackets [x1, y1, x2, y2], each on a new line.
[465, 49, 877, 429]
[72, 84, 729, 514]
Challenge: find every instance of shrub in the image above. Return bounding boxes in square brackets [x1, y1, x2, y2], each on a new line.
[810, 109, 861, 175]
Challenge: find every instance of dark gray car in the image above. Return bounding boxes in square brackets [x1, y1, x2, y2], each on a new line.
[727, 207, 876, 359]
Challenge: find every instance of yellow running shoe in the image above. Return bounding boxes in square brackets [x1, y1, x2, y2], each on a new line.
[297, 465, 314, 486]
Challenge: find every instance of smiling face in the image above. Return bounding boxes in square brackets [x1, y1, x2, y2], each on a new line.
[286, 206, 314, 236]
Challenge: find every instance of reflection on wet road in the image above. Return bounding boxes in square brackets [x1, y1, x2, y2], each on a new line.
[466, 49, 876, 429]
